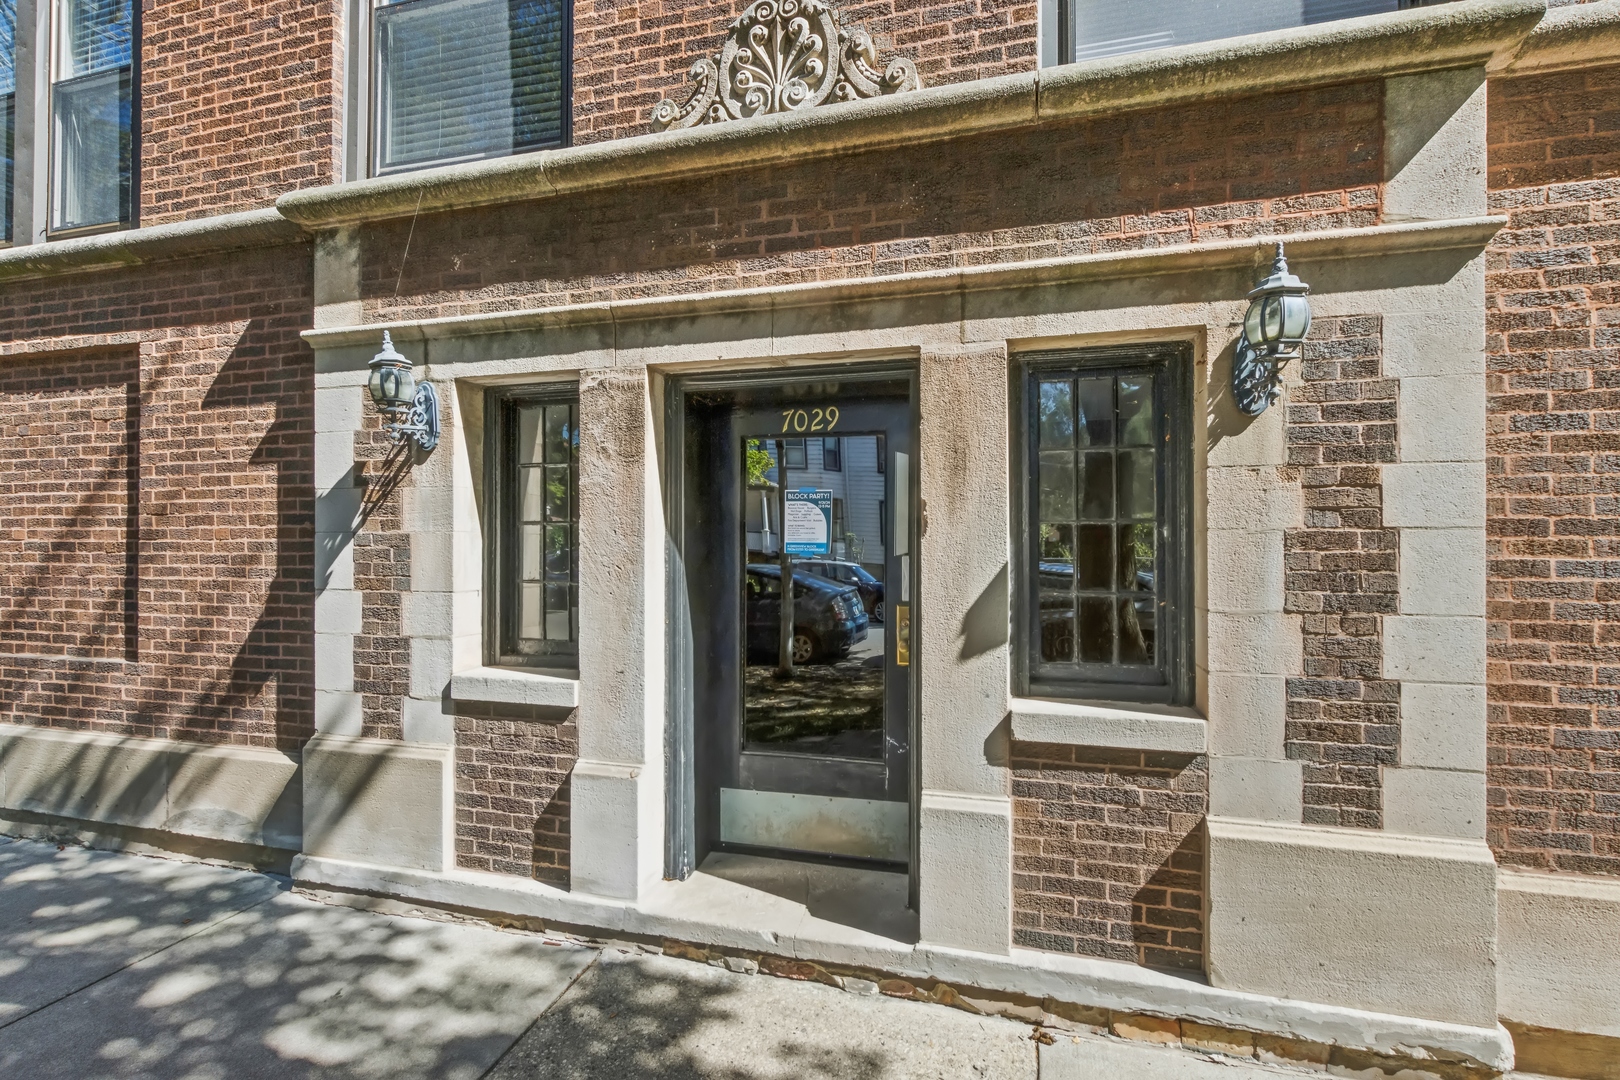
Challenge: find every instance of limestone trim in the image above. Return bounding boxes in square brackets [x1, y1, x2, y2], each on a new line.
[301, 218, 1508, 357]
[1008, 699, 1207, 754]
[0, 208, 303, 284]
[289, 850, 1515, 1070]
[275, 0, 1544, 230]
[0, 722, 301, 852]
[1500, 0, 1620, 73]
[1497, 866, 1620, 1039]
[649, 0, 921, 132]
[449, 666, 580, 709]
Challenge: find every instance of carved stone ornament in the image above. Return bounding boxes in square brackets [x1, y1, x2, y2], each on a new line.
[650, 0, 922, 132]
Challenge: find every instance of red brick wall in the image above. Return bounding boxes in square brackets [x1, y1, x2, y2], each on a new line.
[1485, 63, 1620, 877]
[571, 0, 1038, 146]
[0, 246, 316, 751]
[1011, 743, 1206, 973]
[140, 0, 337, 225]
[1284, 315, 1400, 829]
[359, 82, 1382, 321]
[0, 351, 138, 662]
[455, 705, 576, 886]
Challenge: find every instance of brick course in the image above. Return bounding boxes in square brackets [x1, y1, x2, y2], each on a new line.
[1284, 315, 1400, 829]
[1485, 63, 1620, 876]
[0, 351, 138, 661]
[1011, 742, 1206, 973]
[360, 82, 1383, 321]
[139, 0, 337, 225]
[455, 706, 576, 886]
[0, 247, 316, 751]
[571, 0, 1038, 146]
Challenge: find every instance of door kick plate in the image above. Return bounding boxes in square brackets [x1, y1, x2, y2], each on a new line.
[720, 788, 908, 861]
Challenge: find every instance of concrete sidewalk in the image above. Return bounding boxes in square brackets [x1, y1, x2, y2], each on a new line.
[0, 834, 1326, 1079]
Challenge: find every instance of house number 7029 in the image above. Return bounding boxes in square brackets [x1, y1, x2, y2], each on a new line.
[781, 407, 839, 433]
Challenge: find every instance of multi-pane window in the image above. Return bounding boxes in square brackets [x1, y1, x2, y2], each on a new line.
[1053, 0, 1452, 64]
[781, 438, 807, 469]
[1, 0, 15, 243]
[51, 0, 132, 232]
[1018, 347, 1190, 703]
[373, 0, 568, 175]
[822, 437, 842, 471]
[490, 388, 579, 668]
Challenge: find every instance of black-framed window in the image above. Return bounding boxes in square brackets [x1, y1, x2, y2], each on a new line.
[1015, 345, 1191, 704]
[2, 0, 15, 243]
[488, 385, 579, 669]
[821, 437, 841, 471]
[372, 0, 570, 175]
[50, 0, 133, 233]
[1053, 0, 1453, 64]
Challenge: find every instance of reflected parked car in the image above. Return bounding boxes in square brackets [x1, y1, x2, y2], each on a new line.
[1037, 561, 1155, 663]
[797, 559, 886, 622]
[746, 564, 869, 664]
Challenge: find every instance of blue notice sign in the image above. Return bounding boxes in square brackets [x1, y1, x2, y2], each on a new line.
[783, 488, 833, 555]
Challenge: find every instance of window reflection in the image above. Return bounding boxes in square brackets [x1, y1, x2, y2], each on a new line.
[374, 0, 567, 174]
[1035, 373, 1158, 668]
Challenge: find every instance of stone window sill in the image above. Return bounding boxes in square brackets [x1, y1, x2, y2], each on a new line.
[1008, 698, 1206, 754]
[449, 666, 579, 709]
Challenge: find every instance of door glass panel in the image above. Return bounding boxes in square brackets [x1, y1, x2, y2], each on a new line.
[742, 435, 885, 759]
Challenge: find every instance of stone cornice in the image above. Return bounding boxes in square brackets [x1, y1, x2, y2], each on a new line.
[277, 0, 1547, 231]
[301, 216, 1507, 354]
[0, 208, 304, 285]
[1501, 0, 1620, 74]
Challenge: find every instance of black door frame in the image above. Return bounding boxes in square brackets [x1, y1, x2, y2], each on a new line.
[664, 361, 921, 888]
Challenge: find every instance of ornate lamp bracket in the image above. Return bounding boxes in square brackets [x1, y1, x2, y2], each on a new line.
[651, 0, 921, 131]
[393, 383, 441, 452]
[1231, 335, 1290, 417]
[367, 332, 440, 452]
[1231, 242, 1313, 417]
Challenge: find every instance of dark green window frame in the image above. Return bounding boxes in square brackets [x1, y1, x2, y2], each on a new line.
[486, 383, 580, 670]
[1012, 344, 1193, 705]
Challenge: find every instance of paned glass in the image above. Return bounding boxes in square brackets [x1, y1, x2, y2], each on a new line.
[2, 0, 14, 244]
[1119, 376, 1154, 444]
[1077, 597, 1114, 663]
[375, 0, 567, 174]
[1119, 450, 1155, 519]
[57, 0, 131, 77]
[1032, 368, 1162, 675]
[1079, 452, 1113, 519]
[1074, 378, 1112, 446]
[509, 398, 578, 656]
[1038, 451, 1076, 520]
[1065, 0, 1409, 63]
[1038, 380, 1074, 447]
[50, 0, 131, 232]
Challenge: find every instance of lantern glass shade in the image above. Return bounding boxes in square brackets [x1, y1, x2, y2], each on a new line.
[1243, 290, 1312, 350]
[1243, 297, 1264, 344]
[368, 360, 416, 409]
[1281, 292, 1312, 342]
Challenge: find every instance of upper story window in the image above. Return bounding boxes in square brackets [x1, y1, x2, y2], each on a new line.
[488, 385, 579, 670]
[1052, 0, 1451, 64]
[1015, 345, 1192, 705]
[2, 0, 15, 244]
[372, 0, 569, 176]
[51, 0, 132, 233]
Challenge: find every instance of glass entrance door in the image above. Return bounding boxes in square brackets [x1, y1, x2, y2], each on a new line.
[676, 371, 915, 871]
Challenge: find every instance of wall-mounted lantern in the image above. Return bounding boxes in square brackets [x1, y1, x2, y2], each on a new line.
[1232, 242, 1313, 416]
[367, 331, 439, 451]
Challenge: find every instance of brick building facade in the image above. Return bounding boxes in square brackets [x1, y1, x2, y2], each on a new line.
[3, 0, 1619, 1074]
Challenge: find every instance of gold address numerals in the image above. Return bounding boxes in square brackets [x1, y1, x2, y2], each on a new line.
[780, 406, 839, 433]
